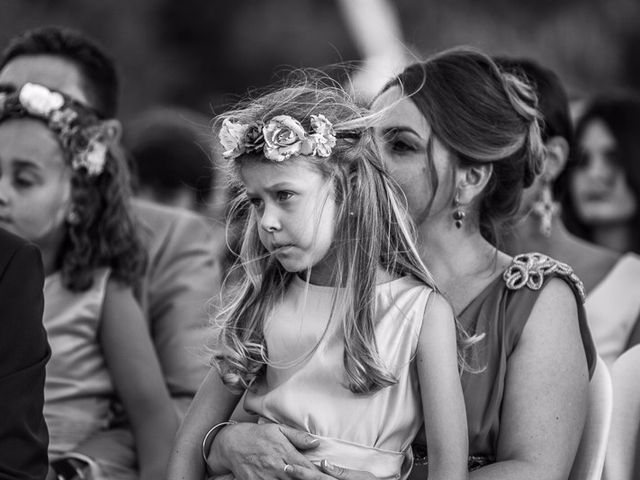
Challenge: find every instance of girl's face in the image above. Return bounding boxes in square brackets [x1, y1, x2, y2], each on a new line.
[571, 119, 637, 226]
[371, 86, 454, 228]
[240, 158, 337, 285]
[0, 118, 72, 247]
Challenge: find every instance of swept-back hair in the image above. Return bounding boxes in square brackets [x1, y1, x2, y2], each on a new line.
[382, 48, 545, 246]
[213, 78, 473, 394]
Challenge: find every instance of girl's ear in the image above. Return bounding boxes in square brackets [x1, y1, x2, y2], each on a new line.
[455, 163, 493, 205]
[100, 119, 122, 146]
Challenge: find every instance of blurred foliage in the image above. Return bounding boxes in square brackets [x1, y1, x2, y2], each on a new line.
[1, 0, 638, 123]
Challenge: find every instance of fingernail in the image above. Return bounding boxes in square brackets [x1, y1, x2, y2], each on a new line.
[308, 437, 319, 445]
[321, 459, 335, 472]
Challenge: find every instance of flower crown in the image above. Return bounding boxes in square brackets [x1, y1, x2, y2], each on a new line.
[219, 114, 338, 162]
[0, 83, 110, 176]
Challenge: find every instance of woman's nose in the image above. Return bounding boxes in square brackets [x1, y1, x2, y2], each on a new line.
[586, 155, 616, 182]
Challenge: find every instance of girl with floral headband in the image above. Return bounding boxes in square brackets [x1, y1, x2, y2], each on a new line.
[168, 83, 478, 480]
[0, 83, 178, 480]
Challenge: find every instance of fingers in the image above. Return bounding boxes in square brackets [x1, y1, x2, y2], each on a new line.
[279, 426, 320, 451]
[285, 464, 331, 480]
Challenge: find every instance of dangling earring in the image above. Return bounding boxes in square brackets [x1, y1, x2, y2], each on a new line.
[453, 191, 466, 229]
[531, 174, 559, 237]
[66, 206, 80, 226]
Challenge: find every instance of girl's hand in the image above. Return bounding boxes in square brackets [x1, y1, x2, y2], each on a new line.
[207, 423, 320, 479]
[286, 461, 381, 480]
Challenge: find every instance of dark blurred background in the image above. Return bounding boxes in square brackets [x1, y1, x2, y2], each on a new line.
[3, 0, 639, 124]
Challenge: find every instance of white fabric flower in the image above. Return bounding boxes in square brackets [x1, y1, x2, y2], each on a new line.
[19, 83, 65, 116]
[219, 119, 251, 159]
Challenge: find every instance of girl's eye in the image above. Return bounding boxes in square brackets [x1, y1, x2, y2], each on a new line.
[276, 191, 293, 202]
[14, 175, 36, 188]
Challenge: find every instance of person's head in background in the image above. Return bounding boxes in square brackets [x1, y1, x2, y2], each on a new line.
[0, 25, 118, 118]
[566, 94, 640, 253]
[126, 107, 214, 214]
[493, 56, 576, 246]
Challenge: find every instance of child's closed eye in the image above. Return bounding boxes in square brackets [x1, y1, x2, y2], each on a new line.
[14, 173, 37, 188]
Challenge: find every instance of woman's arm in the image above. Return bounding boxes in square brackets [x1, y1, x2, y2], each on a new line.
[417, 293, 468, 480]
[604, 346, 640, 480]
[100, 279, 180, 480]
[470, 278, 589, 480]
[167, 368, 242, 479]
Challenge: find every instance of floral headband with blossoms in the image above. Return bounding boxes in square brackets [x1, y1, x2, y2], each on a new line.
[219, 114, 338, 162]
[0, 82, 111, 177]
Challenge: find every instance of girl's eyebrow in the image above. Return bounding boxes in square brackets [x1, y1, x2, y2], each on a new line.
[265, 181, 298, 191]
[13, 158, 42, 170]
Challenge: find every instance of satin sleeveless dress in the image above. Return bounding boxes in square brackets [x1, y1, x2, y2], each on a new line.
[243, 275, 434, 480]
[44, 268, 137, 479]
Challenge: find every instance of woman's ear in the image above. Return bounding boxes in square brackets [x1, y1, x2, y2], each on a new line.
[456, 163, 493, 205]
[543, 136, 569, 180]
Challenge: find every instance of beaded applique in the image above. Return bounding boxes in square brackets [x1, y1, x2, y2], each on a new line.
[503, 253, 585, 303]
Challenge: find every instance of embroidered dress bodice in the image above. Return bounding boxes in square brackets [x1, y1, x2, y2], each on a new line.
[243, 275, 434, 480]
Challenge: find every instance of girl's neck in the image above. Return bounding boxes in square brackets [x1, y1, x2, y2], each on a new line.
[36, 233, 66, 277]
[591, 223, 632, 253]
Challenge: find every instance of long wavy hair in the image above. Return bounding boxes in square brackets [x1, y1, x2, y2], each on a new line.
[565, 93, 640, 253]
[213, 79, 476, 395]
[0, 85, 146, 291]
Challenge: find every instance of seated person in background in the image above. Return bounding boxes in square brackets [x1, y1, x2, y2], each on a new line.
[566, 93, 640, 255]
[0, 25, 221, 473]
[0, 82, 179, 479]
[568, 93, 640, 361]
[0, 228, 49, 480]
[497, 58, 640, 364]
[126, 106, 215, 214]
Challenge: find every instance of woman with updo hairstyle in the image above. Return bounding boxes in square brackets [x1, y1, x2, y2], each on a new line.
[197, 48, 596, 480]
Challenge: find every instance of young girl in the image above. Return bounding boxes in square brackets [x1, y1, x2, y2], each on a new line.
[0, 83, 179, 480]
[168, 83, 473, 480]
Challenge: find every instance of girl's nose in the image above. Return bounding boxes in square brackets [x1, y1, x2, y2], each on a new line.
[260, 206, 281, 233]
[0, 178, 9, 206]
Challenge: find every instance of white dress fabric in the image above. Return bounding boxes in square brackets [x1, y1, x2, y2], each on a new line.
[243, 275, 433, 480]
[585, 253, 640, 365]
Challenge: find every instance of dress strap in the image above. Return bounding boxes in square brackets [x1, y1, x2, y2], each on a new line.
[503, 253, 585, 303]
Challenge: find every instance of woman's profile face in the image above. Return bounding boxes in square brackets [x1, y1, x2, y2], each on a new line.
[371, 86, 453, 227]
[571, 118, 637, 226]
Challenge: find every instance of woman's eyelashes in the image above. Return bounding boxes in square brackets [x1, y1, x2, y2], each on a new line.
[383, 129, 419, 154]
